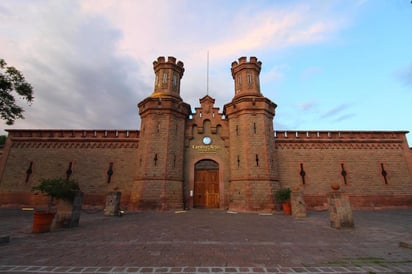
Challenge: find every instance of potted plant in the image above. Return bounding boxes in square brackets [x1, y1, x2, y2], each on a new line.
[275, 188, 292, 215]
[31, 178, 80, 233]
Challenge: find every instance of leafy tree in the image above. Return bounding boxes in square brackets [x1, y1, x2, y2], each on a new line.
[0, 59, 34, 125]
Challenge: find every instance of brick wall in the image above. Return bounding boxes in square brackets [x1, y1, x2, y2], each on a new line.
[274, 131, 412, 209]
[0, 129, 411, 211]
[0, 130, 138, 209]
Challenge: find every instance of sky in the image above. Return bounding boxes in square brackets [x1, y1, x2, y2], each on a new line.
[1, 0, 411, 144]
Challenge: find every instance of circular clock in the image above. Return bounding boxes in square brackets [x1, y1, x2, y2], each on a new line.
[202, 136, 212, 145]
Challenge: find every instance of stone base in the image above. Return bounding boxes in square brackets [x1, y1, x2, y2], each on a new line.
[52, 191, 83, 230]
[291, 190, 306, 218]
[104, 192, 121, 216]
[328, 191, 354, 229]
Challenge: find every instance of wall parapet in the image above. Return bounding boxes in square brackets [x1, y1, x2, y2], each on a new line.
[274, 130, 408, 142]
[6, 129, 140, 140]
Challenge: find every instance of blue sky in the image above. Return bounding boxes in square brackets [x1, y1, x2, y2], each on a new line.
[1, 0, 411, 143]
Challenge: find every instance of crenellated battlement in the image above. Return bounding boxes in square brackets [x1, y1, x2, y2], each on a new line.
[274, 130, 408, 141]
[231, 56, 262, 78]
[231, 56, 262, 68]
[6, 129, 139, 140]
[153, 56, 184, 70]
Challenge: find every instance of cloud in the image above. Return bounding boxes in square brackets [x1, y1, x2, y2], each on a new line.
[298, 101, 317, 111]
[207, 4, 346, 60]
[333, 113, 356, 123]
[321, 104, 351, 119]
[262, 65, 287, 83]
[0, 0, 351, 132]
[1, 1, 148, 131]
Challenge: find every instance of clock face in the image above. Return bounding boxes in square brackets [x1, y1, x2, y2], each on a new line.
[202, 136, 212, 145]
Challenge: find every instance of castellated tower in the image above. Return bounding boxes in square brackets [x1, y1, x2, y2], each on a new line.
[224, 56, 279, 211]
[129, 56, 191, 210]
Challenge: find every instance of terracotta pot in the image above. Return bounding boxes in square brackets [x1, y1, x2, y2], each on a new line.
[282, 202, 291, 215]
[331, 183, 340, 191]
[32, 211, 55, 233]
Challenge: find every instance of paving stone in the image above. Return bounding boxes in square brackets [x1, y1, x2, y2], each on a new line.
[68, 267, 85, 272]
[53, 266, 72, 272]
[224, 267, 238, 272]
[155, 268, 170, 272]
[83, 267, 99, 272]
[251, 267, 265, 272]
[0, 209, 412, 273]
[266, 267, 280, 272]
[96, 266, 113, 272]
[291, 267, 309, 272]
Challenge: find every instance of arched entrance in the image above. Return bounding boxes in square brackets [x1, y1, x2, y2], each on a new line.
[194, 159, 219, 208]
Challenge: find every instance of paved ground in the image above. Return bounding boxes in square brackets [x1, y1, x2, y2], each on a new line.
[0, 208, 411, 273]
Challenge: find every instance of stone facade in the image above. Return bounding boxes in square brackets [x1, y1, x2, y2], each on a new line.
[0, 56, 411, 211]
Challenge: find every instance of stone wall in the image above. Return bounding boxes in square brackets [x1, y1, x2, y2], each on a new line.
[274, 130, 412, 209]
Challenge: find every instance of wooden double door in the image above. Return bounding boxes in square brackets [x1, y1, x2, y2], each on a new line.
[194, 160, 219, 208]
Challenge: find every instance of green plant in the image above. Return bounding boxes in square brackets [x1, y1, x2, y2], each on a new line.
[0, 58, 34, 125]
[274, 188, 291, 202]
[32, 178, 80, 211]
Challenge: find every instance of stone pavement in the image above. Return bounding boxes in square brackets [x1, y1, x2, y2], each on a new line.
[0, 208, 411, 273]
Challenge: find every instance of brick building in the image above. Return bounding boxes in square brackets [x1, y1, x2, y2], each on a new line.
[0, 56, 411, 211]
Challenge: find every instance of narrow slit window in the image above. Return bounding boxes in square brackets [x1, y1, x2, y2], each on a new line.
[107, 162, 114, 184]
[66, 162, 73, 180]
[162, 72, 168, 84]
[341, 163, 347, 184]
[154, 154, 158, 166]
[237, 155, 240, 168]
[253, 123, 256, 134]
[236, 125, 239, 136]
[173, 73, 177, 87]
[247, 74, 252, 84]
[255, 154, 259, 167]
[381, 163, 388, 184]
[25, 161, 33, 183]
[300, 163, 306, 184]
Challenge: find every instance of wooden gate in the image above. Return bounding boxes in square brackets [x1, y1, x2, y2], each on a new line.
[194, 160, 219, 208]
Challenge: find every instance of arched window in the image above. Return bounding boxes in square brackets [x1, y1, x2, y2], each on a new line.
[162, 72, 168, 84]
[247, 73, 252, 84]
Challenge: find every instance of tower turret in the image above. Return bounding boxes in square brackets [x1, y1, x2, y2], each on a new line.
[152, 56, 184, 98]
[224, 56, 279, 212]
[129, 56, 191, 210]
[231, 56, 262, 98]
